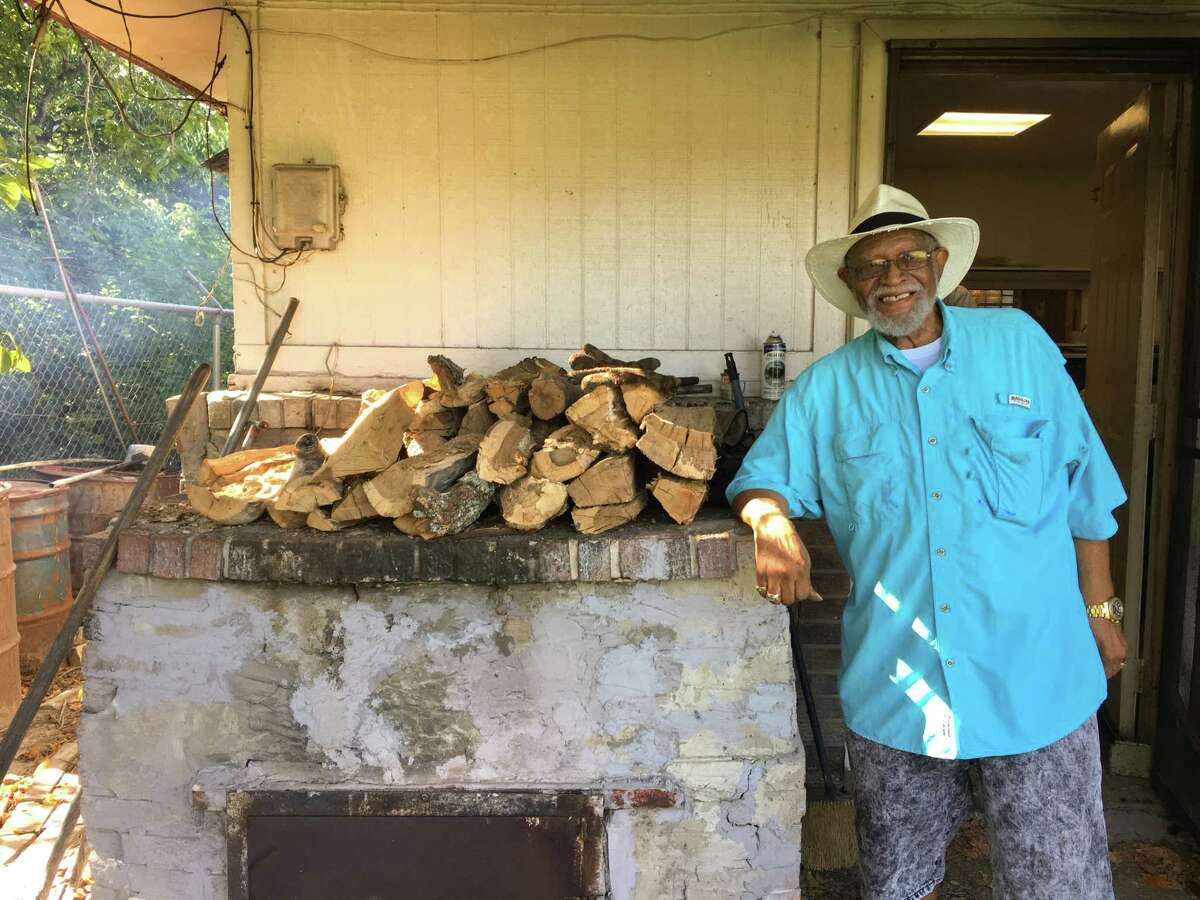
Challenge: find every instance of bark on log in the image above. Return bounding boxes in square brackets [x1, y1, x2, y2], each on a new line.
[363, 433, 482, 518]
[459, 400, 498, 436]
[529, 373, 584, 420]
[571, 492, 648, 534]
[500, 475, 569, 531]
[649, 472, 708, 525]
[565, 384, 639, 453]
[427, 354, 487, 407]
[636, 405, 717, 480]
[476, 420, 536, 485]
[529, 424, 601, 482]
[568, 344, 660, 372]
[315, 384, 419, 479]
[567, 454, 637, 507]
[411, 471, 496, 538]
[485, 357, 563, 405]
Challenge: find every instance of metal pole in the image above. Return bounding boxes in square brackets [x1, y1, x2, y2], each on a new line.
[212, 317, 222, 391]
[33, 183, 140, 444]
[31, 185, 126, 450]
[0, 284, 234, 318]
[0, 364, 212, 783]
[222, 297, 300, 455]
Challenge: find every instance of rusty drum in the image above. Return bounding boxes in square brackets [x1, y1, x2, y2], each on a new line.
[0, 483, 20, 723]
[4, 481, 73, 670]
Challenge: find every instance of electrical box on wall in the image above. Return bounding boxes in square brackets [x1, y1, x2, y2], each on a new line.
[269, 164, 344, 251]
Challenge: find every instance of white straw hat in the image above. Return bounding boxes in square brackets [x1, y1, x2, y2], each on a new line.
[804, 184, 980, 319]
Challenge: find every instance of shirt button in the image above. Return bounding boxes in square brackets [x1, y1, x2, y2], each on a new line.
[940, 604, 951, 613]
[946, 658, 956, 668]
[931, 491, 942, 500]
[920, 385, 931, 394]
[936, 547, 946, 557]
[928, 436, 938, 446]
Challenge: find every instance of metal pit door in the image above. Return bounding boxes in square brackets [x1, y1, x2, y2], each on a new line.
[1086, 85, 1171, 739]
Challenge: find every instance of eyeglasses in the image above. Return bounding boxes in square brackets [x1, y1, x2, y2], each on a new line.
[847, 248, 939, 282]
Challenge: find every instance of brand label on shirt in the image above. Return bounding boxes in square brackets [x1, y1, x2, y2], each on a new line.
[1007, 393, 1032, 409]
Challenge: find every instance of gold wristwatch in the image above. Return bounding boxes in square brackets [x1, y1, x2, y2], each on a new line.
[1086, 596, 1124, 624]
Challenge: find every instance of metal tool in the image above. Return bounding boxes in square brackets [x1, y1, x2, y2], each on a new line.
[0, 363, 212, 783]
[222, 297, 300, 455]
[49, 444, 156, 488]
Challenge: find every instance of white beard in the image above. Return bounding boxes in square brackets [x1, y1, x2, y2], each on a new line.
[865, 289, 938, 338]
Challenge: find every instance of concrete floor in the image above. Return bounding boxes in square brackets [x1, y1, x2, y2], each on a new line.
[803, 771, 1200, 898]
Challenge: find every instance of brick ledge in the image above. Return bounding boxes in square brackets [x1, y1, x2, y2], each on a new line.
[90, 511, 841, 587]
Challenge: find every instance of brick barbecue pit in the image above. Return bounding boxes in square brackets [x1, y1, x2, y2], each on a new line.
[74, 511, 848, 899]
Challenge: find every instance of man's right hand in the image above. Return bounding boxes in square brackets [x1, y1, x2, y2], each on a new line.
[734, 492, 821, 606]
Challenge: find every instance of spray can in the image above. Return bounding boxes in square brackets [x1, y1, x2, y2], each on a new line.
[762, 331, 787, 400]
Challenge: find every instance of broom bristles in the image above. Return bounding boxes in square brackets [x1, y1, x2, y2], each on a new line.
[801, 797, 859, 871]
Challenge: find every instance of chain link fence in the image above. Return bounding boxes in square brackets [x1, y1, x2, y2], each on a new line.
[0, 291, 231, 469]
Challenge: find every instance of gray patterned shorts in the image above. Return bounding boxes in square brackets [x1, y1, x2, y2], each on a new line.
[845, 716, 1113, 900]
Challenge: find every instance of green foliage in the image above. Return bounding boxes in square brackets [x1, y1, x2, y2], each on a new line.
[0, 5, 233, 462]
[0, 332, 31, 373]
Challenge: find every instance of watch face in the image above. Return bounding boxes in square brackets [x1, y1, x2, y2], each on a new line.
[1111, 598, 1124, 620]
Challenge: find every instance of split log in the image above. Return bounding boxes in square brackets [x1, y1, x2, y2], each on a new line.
[529, 373, 583, 420]
[315, 384, 419, 479]
[485, 357, 562, 409]
[187, 485, 269, 525]
[565, 384, 639, 453]
[199, 445, 295, 485]
[268, 505, 309, 529]
[529, 424, 601, 482]
[364, 433, 482, 518]
[306, 508, 344, 532]
[331, 482, 378, 524]
[649, 472, 708, 525]
[500, 475, 569, 531]
[567, 454, 637, 507]
[476, 420, 535, 485]
[459, 400, 498, 436]
[410, 396, 465, 436]
[572, 492, 648, 535]
[636, 405, 717, 480]
[393, 512, 434, 538]
[568, 344, 661, 372]
[404, 431, 446, 457]
[272, 433, 339, 513]
[427, 355, 487, 407]
[578, 370, 680, 425]
[410, 472, 496, 538]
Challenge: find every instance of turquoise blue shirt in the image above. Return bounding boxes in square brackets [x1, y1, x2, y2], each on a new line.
[727, 302, 1126, 759]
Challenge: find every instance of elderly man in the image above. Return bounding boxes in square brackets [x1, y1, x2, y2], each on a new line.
[727, 185, 1127, 900]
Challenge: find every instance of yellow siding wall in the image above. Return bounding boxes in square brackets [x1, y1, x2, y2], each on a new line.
[229, 10, 839, 389]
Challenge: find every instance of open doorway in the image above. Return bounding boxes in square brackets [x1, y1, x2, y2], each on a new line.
[885, 45, 1196, 805]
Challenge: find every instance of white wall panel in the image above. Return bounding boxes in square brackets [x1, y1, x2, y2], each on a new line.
[233, 10, 822, 384]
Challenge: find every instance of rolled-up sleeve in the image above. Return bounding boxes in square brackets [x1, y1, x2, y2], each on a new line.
[724, 386, 823, 518]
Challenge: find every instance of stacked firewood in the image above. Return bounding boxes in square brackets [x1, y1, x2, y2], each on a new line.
[185, 346, 718, 537]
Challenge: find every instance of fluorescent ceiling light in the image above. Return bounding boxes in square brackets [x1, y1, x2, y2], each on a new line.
[918, 112, 1050, 137]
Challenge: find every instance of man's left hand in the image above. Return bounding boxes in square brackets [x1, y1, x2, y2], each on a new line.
[1089, 618, 1128, 679]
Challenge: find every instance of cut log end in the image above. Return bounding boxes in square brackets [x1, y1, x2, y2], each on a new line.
[476, 419, 536, 484]
[571, 492, 648, 534]
[649, 472, 708, 525]
[500, 475, 569, 531]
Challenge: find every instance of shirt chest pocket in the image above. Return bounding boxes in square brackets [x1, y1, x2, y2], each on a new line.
[833, 421, 901, 520]
[969, 412, 1051, 526]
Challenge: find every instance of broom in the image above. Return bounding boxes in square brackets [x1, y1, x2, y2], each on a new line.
[788, 600, 859, 870]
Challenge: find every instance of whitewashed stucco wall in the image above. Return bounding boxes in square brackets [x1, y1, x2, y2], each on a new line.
[223, 4, 1200, 391]
[226, 9, 849, 391]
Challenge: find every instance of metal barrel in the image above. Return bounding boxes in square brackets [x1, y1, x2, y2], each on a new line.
[0, 484, 20, 723]
[3, 481, 73, 670]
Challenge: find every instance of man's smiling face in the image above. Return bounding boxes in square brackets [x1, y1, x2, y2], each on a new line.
[838, 229, 949, 338]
